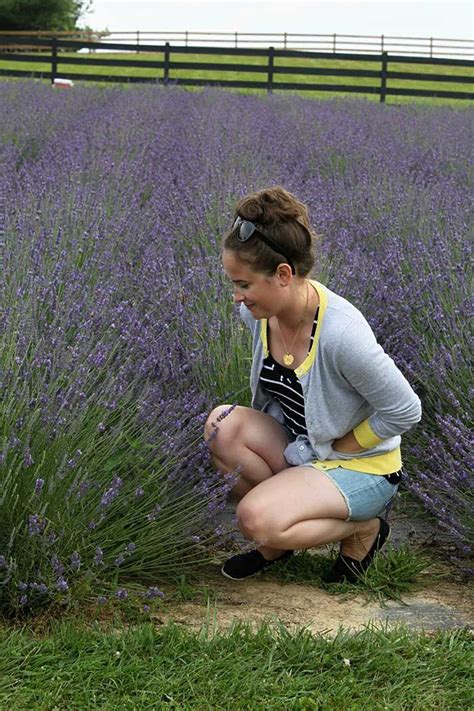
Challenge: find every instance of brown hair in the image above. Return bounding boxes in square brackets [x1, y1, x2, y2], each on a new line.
[222, 186, 318, 277]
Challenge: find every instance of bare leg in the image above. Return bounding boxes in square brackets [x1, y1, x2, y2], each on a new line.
[206, 407, 382, 563]
[204, 405, 289, 496]
[258, 517, 380, 560]
[339, 518, 381, 559]
[237, 468, 382, 561]
[211, 452, 256, 501]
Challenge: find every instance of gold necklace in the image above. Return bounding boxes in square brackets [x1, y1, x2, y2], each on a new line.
[277, 282, 309, 366]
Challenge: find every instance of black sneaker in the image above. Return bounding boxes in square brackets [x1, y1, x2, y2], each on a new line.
[322, 517, 391, 584]
[221, 549, 294, 580]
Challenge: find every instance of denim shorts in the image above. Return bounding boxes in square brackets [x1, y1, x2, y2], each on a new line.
[309, 465, 400, 522]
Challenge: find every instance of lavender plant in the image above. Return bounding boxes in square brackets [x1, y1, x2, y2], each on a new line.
[0, 82, 471, 614]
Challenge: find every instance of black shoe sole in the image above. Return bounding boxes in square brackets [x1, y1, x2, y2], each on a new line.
[221, 566, 265, 581]
[221, 549, 294, 581]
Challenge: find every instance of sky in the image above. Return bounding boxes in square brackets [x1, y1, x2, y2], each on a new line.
[82, 1, 473, 40]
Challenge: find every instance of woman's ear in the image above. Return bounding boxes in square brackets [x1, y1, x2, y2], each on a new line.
[276, 263, 293, 285]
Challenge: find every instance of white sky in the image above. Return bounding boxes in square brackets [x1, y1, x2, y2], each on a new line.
[82, 1, 473, 39]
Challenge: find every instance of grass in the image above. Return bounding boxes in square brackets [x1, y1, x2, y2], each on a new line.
[0, 545, 467, 708]
[1, 51, 472, 105]
[263, 545, 437, 605]
[0, 619, 471, 709]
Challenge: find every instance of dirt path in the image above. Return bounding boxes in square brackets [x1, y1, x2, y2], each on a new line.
[155, 508, 473, 636]
[157, 569, 472, 637]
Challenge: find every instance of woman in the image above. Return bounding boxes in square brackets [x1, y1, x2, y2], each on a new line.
[204, 186, 422, 583]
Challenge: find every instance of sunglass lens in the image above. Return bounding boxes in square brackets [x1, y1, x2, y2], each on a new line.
[239, 221, 254, 242]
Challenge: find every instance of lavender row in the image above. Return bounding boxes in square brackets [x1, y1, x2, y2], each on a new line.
[0, 82, 471, 612]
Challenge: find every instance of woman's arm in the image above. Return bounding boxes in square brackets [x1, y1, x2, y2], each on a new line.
[334, 319, 422, 450]
[333, 430, 365, 454]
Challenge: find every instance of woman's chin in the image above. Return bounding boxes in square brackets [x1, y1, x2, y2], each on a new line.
[247, 304, 260, 317]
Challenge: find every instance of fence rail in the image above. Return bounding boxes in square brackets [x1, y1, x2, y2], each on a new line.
[0, 37, 472, 102]
[0, 30, 473, 58]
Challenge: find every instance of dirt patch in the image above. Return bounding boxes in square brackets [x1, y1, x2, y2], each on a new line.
[155, 570, 472, 637]
[154, 504, 472, 637]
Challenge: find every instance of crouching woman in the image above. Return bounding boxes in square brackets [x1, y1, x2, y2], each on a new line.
[204, 186, 422, 583]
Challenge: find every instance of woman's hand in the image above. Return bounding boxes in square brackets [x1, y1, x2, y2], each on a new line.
[332, 431, 365, 454]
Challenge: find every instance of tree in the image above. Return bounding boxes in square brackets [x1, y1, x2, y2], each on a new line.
[0, 0, 92, 31]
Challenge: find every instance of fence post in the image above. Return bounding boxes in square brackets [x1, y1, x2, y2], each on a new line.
[333, 33, 336, 53]
[381, 34, 384, 53]
[430, 37, 433, 58]
[163, 42, 170, 85]
[136, 30, 140, 54]
[267, 46, 274, 94]
[235, 32, 238, 48]
[284, 32, 287, 49]
[185, 31, 188, 47]
[380, 51, 388, 103]
[51, 36, 58, 85]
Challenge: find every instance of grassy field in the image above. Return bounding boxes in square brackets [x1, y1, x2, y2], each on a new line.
[0, 619, 471, 709]
[1, 545, 471, 708]
[1, 51, 473, 104]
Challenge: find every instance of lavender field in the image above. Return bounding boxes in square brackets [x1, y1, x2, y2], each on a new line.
[0, 82, 472, 615]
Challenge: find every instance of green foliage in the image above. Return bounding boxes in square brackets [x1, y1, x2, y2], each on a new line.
[0, 620, 471, 709]
[0, 385, 229, 616]
[0, 0, 91, 31]
[266, 546, 435, 604]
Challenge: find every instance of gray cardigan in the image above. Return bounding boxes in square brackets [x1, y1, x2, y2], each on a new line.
[240, 279, 422, 475]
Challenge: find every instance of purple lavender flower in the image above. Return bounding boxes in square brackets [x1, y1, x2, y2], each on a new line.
[51, 555, 65, 576]
[0, 556, 6, 569]
[93, 547, 104, 566]
[28, 514, 46, 536]
[100, 475, 123, 508]
[70, 551, 81, 571]
[45, 532, 58, 546]
[125, 542, 136, 553]
[146, 504, 162, 522]
[97, 595, 108, 604]
[55, 577, 69, 592]
[34, 478, 44, 494]
[116, 588, 128, 599]
[145, 586, 165, 600]
[114, 554, 125, 567]
[29, 582, 48, 595]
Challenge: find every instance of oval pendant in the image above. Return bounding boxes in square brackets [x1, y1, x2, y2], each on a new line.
[283, 353, 294, 366]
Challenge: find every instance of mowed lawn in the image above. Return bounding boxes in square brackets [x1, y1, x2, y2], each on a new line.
[1, 51, 473, 103]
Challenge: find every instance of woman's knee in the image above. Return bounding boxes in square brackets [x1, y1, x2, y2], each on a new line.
[236, 498, 273, 542]
[204, 404, 243, 451]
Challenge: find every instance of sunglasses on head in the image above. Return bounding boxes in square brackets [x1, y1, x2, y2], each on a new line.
[232, 216, 296, 275]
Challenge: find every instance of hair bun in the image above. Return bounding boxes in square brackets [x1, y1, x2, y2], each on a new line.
[239, 198, 265, 224]
[238, 187, 308, 229]
[227, 185, 317, 278]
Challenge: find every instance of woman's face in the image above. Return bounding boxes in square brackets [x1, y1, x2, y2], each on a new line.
[221, 249, 282, 318]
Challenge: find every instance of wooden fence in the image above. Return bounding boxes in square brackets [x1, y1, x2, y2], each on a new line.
[0, 30, 473, 58]
[0, 36, 473, 102]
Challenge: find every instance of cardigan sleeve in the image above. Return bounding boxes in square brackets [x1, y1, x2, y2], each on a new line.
[337, 319, 422, 446]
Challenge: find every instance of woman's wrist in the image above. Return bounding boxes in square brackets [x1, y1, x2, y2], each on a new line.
[332, 431, 365, 454]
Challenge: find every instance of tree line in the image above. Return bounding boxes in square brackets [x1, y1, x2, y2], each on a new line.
[0, 0, 92, 31]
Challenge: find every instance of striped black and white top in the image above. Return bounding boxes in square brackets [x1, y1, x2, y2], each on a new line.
[259, 307, 319, 437]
